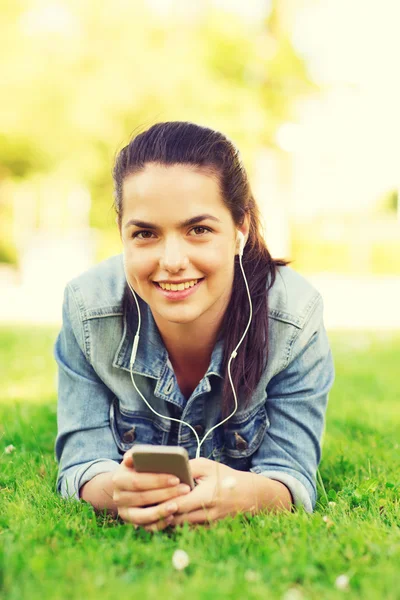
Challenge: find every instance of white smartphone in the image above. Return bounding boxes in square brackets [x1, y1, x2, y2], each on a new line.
[130, 444, 195, 490]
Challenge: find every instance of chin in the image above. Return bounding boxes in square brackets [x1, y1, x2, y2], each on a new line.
[157, 306, 204, 325]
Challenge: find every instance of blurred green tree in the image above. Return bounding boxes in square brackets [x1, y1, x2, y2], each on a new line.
[374, 189, 398, 215]
[0, 0, 314, 261]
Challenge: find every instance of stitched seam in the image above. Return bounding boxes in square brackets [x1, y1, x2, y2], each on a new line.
[225, 403, 267, 426]
[69, 283, 92, 363]
[84, 312, 123, 320]
[300, 290, 321, 325]
[268, 311, 302, 328]
[67, 284, 90, 363]
[284, 293, 322, 369]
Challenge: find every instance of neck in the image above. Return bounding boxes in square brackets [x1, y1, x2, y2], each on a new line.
[164, 325, 218, 369]
[149, 283, 232, 372]
[152, 314, 223, 372]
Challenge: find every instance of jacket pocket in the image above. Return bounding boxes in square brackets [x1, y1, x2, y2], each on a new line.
[212, 404, 270, 471]
[110, 396, 170, 454]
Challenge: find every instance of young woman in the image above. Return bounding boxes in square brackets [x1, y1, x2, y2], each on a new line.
[54, 121, 334, 531]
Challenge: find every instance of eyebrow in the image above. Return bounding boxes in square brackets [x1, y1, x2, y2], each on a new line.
[124, 214, 222, 230]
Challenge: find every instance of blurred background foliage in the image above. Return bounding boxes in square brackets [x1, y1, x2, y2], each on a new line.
[0, 0, 316, 265]
[0, 0, 398, 273]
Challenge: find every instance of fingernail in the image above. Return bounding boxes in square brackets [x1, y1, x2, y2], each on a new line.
[178, 484, 190, 494]
[165, 515, 174, 525]
[166, 502, 178, 512]
[168, 477, 180, 486]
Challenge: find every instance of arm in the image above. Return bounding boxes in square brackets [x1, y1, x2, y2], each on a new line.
[146, 294, 333, 526]
[80, 472, 118, 517]
[252, 472, 293, 512]
[251, 293, 335, 513]
[54, 284, 121, 506]
[168, 458, 293, 526]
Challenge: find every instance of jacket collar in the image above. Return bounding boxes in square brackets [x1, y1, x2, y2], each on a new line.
[113, 288, 224, 380]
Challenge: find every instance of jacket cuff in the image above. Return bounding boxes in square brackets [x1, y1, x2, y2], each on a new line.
[58, 459, 120, 501]
[250, 467, 314, 513]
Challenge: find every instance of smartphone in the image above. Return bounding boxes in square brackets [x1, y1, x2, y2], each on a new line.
[130, 445, 195, 489]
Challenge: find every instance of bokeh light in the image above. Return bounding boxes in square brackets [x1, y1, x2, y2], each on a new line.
[0, 0, 399, 327]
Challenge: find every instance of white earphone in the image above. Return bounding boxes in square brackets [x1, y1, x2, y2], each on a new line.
[125, 229, 252, 459]
[236, 230, 245, 257]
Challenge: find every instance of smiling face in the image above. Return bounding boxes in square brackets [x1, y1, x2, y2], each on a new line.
[119, 163, 245, 335]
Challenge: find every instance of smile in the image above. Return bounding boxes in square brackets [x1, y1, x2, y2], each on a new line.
[153, 278, 204, 300]
[157, 279, 200, 291]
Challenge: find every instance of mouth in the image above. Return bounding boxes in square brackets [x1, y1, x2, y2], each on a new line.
[153, 277, 205, 300]
[154, 278, 204, 291]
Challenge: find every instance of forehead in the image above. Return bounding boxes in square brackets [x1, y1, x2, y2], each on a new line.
[122, 163, 227, 216]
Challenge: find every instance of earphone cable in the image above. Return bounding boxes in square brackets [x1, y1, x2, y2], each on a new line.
[126, 243, 252, 459]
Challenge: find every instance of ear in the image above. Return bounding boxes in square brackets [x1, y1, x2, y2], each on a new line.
[236, 231, 245, 255]
[235, 214, 250, 255]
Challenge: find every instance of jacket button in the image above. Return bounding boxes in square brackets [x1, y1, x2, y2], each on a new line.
[194, 424, 204, 436]
[123, 427, 136, 443]
[234, 432, 248, 451]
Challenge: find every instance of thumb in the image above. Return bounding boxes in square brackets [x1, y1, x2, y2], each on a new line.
[189, 457, 213, 479]
[122, 450, 135, 469]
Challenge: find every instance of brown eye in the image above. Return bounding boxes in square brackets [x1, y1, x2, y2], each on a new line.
[191, 226, 211, 236]
[132, 230, 154, 240]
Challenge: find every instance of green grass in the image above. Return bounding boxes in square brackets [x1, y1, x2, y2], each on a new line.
[0, 326, 399, 600]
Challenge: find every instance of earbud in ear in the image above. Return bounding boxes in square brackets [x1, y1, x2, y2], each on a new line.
[236, 231, 245, 256]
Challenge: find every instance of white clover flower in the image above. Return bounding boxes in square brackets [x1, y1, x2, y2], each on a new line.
[282, 588, 303, 600]
[5, 445, 16, 454]
[172, 549, 190, 571]
[244, 569, 260, 582]
[335, 574, 350, 590]
[322, 515, 334, 528]
[221, 476, 237, 490]
[328, 501, 337, 507]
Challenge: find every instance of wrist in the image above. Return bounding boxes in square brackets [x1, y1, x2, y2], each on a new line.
[80, 471, 118, 517]
[246, 471, 293, 513]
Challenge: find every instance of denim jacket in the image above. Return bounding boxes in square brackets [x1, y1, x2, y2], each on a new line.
[54, 254, 334, 513]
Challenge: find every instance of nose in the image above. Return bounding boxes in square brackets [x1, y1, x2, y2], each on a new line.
[159, 237, 189, 273]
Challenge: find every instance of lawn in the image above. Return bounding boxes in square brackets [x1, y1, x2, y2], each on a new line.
[0, 326, 399, 600]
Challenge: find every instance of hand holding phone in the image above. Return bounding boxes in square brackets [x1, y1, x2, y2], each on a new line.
[111, 445, 193, 530]
[130, 445, 195, 489]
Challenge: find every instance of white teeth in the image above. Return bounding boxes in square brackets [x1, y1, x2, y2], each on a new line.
[158, 279, 199, 291]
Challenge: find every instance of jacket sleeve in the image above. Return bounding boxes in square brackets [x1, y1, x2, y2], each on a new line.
[250, 293, 335, 513]
[54, 284, 121, 501]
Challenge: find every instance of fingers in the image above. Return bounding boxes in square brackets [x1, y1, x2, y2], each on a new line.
[188, 458, 231, 483]
[114, 453, 218, 530]
[113, 469, 180, 492]
[113, 456, 192, 529]
[118, 497, 179, 527]
[189, 457, 213, 479]
[142, 516, 175, 532]
[173, 480, 216, 515]
[122, 450, 134, 468]
[127, 515, 175, 532]
[172, 507, 216, 526]
[113, 483, 191, 507]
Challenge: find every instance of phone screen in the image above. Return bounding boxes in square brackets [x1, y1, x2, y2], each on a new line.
[131, 445, 195, 489]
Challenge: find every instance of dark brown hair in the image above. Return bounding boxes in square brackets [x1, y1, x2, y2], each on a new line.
[113, 122, 289, 417]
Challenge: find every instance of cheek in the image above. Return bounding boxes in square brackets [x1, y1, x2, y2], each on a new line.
[201, 244, 234, 273]
[208, 251, 235, 279]
[124, 251, 155, 281]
